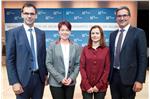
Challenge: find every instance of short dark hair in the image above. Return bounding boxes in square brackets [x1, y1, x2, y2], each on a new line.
[88, 25, 106, 47]
[21, 3, 37, 14]
[58, 21, 72, 31]
[116, 6, 131, 16]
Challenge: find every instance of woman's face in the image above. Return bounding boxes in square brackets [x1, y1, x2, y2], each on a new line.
[59, 25, 71, 40]
[91, 27, 101, 43]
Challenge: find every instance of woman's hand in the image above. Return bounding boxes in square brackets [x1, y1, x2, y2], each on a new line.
[87, 87, 93, 93]
[93, 86, 99, 92]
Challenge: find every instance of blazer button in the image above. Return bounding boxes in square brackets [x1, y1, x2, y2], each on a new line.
[29, 67, 32, 70]
[94, 61, 96, 64]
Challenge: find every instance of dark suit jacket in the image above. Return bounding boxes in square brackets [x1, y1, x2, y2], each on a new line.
[6, 25, 48, 87]
[109, 26, 147, 85]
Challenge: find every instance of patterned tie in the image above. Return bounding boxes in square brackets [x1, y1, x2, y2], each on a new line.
[113, 29, 125, 69]
[28, 29, 36, 70]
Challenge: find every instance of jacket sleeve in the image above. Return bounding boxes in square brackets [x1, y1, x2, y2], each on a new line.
[6, 30, 19, 85]
[80, 47, 92, 90]
[136, 29, 147, 83]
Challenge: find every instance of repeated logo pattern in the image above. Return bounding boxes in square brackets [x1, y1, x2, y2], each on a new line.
[5, 8, 118, 47]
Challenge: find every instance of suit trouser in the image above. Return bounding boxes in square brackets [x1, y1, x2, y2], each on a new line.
[82, 91, 106, 99]
[16, 72, 45, 99]
[110, 68, 136, 99]
[50, 85, 75, 99]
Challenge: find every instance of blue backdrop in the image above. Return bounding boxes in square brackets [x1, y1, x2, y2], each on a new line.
[5, 8, 118, 47]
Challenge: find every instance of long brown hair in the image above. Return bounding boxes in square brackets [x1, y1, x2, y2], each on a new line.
[88, 25, 106, 48]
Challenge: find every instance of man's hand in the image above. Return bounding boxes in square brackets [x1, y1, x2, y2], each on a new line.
[45, 76, 49, 85]
[12, 83, 24, 94]
[132, 81, 143, 92]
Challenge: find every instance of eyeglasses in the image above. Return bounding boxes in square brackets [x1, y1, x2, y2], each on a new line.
[117, 14, 129, 18]
[23, 12, 36, 16]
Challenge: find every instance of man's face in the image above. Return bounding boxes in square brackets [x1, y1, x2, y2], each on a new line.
[116, 9, 130, 28]
[21, 7, 37, 27]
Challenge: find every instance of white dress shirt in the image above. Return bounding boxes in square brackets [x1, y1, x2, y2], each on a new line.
[23, 24, 39, 70]
[114, 24, 130, 69]
[61, 44, 70, 78]
[114, 24, 130, 53]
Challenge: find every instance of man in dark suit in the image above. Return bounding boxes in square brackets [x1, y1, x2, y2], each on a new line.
[6, 3, 48, 99]
[109, 6, 147, 99]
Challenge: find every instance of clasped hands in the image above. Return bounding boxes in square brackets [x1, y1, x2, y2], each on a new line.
[61, 78, 72, 86]
[87, 86, 99, 93]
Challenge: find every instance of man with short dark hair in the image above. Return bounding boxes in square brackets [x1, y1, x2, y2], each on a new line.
[109, 6, 147, 99]
[6, 3, 48, 99]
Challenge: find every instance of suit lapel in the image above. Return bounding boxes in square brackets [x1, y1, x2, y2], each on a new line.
[111, 31, 118, 54]
[57, 43, 65, 67]
[69, 44, 73, 62]
[21, 26, 32, 52]
[121, 26, 133, 51]
[35, 28, 40, 58]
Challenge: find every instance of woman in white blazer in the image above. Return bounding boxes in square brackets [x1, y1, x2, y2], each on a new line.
[46, 21, 81, 99]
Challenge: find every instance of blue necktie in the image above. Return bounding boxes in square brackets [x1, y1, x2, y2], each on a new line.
[114, 29, 125, 69]
[28, 29, 36, 70]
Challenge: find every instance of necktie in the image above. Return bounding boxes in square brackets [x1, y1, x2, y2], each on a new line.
[28, 29, 36, 70]
[113, 29, 125, 69]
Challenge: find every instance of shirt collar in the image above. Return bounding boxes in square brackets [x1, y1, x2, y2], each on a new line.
[88, 45, 101, 49]
[23, 23, 34, 31]
[55, 39, 73, 45]
[119, 24, 130, 32]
